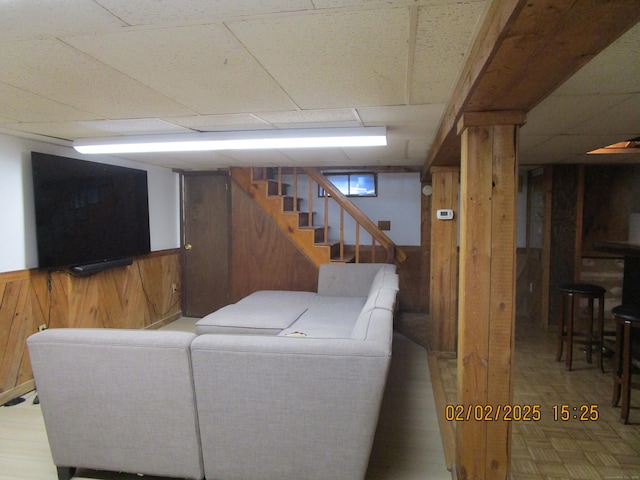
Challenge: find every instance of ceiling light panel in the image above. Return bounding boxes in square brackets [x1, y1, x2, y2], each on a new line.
[73, 127, 387, 154]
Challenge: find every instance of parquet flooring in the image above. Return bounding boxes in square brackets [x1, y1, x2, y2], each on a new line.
[433, 315, 640, 480]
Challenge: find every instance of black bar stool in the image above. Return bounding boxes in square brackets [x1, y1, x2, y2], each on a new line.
[556, 283, 606, 371]
[611, 305, 640, 424]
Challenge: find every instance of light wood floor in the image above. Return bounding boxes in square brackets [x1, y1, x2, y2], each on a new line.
[0, 318, 450, 480]
[428, 315, 640, 480]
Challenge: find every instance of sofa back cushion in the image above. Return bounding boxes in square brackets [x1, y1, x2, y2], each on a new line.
[317, 263, 395, 297]
[351, 307, 394, 341]
[27, 328, 204, 479]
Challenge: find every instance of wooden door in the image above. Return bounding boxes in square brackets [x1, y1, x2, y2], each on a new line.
[181, 172, 230, 317]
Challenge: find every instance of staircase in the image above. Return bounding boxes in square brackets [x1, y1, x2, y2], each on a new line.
[230, 167, 406, 268]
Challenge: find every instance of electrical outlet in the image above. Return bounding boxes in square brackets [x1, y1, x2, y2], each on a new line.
[38, 324, 48, 332]
[171, 283, 178, 293]
[378, 220, 391, 231]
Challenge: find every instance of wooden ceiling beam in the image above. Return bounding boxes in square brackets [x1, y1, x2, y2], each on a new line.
[422, 0, 640, 179]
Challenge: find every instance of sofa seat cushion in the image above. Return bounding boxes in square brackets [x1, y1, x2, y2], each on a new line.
[279, 299, 366, 338]
[236, 290, 317, 307]
[196, 291, 317, 335]
[196, 302, 310, 335]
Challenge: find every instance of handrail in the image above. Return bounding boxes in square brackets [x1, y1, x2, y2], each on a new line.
[303, 167, 407, 263]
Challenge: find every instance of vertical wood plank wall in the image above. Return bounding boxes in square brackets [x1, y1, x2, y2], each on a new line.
[0, 250, 181, 404]
[429, 167, 459, 353]
[229, 181, 319, 302]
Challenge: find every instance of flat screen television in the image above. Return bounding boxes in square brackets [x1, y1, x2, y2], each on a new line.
[31, 152, 151, 273]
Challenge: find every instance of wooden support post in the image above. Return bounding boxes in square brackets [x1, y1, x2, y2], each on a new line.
[429, 166, 460, 354]
[455, 111, 525, 480]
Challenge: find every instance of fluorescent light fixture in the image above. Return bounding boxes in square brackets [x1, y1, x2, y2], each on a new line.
[73, 127, 387, 154]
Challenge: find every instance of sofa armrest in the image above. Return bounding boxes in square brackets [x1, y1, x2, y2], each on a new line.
[191, 333, 391, 480]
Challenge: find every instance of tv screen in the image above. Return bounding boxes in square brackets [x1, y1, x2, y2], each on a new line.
[31, 152, 151, 271]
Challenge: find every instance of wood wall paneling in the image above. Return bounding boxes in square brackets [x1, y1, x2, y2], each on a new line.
[582, 165, 640, 254]
[230, 182, 318, 303]
[429, 167, 459, 353]
[0, 251, 181, 405]
[548, 165, 580, 329]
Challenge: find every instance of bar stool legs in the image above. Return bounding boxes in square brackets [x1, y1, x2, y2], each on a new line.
[556, 283, 606, 372]
[611, 305, 640, 424]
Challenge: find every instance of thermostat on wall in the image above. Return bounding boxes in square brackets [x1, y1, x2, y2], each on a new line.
[436, 209, 454, 220]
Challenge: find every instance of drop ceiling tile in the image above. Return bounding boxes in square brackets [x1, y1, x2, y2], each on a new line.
[341, 136, 408, 164]
[94, 0, 315, 26]
[0, 83, 102, 123]
[519, 134, 553, 154]
[0, 39, 194, 120]
[255, 109, 360, 128]
[64, 25, 297, 115]
[77, 119, 191, 135]
[227, 8, 410, 109]
[357, 104, 445, 138]
[0, 0, 126, 43]
[406, 139, 430, 162]
[523, 93, 632, 135]
[167, 115, 270, 131]
[565, 93, 640, 137]
[0, 121, 124, 141]
[279, 148, 353, 166]
[313, 0, 480, 8]
[524, 134, 626, 159]
[554, 23, 640, 96]
[410, 2, 486, 104]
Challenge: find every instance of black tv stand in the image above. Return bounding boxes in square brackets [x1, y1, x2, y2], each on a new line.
[70, 258, 133, 276]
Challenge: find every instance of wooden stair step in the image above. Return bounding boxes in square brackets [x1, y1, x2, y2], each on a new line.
[266, 179, 288, 196]
[299, 225, 326, 243]
[282, 196, 303, 212]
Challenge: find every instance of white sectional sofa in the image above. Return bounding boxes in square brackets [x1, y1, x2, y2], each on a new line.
[27, 263, 398, 480]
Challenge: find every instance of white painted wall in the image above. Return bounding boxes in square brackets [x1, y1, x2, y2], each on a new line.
[285, 171, 422, 246]
[0, 132, 180, 274]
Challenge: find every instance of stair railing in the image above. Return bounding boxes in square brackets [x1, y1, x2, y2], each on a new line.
[252, 167, 406, 264]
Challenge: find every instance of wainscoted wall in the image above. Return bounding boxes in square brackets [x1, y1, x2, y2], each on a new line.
[0, 250, 181, 404]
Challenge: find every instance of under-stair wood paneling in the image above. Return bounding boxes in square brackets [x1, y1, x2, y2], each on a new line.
[230, 180, 318, 303]
[231, 167, 334, 267]
[0, 250, 181, 405]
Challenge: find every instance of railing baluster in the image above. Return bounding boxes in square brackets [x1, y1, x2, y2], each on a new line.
[355, 223, 360, 263]
[308, 176, 313, 227]
[277, 167, 282, 196]
[293, 168, 298, 211]
[324, 193, 329, 244]
[372, 238, 376, 263]
[340, 207, 344, 261]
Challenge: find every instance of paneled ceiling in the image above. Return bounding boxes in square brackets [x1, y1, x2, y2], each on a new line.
[0, 0, 638, 170]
